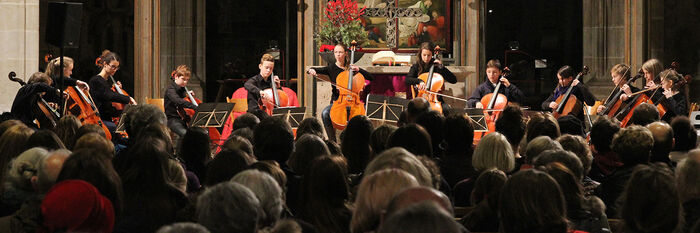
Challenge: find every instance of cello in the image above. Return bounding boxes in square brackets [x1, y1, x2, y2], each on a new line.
[598, 68, 643, 118]
[108, 75, 131, 123]
[329, 40, 366, 130]
[63, 85, 112, 140]
[415, 46, 445, 113]
[552, 66, 589, 118]
[258, 71, 289, 115]
[479, 67, 511, 122]
[8, 71, 61, 129]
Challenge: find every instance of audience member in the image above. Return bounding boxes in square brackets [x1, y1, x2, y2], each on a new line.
[369, 124, 398, 156]
[460, 168, 506, 232]
[387, 124, 433, 157]
[24, 129, 65, 151]
[499, 169, 568, 233]
[588, 116, 622, 180]
[74, 132, 115, 156]
[646, 121, 674, 166]
[179, 127, 212, 181]
[0, 148, 48, 216]
[671, 116, 698, 162]
[197, 182, 262, 233]
[299, 156, 352, 233]
[341, 115, 374, 174]
[223, 135, 254, 156]
[288, 134, 330, 175]
[415, 110, 445, 156]
[40, 180, 115, 233]
[52, 115, 81, 150]
[254, 117, 294, 166]
[620, 164, 680, 233]
[232, 113, 261, 131]
[232, 170, 284, 228]
[629, 103, 660, 127]
[440, 114, 477, 188]
[204, 149, 255, 187]
[495, 104, 526, 159]
[523, 136, 562, 169]
[384, 186, 453, 221]
[557, 134, 598, 195]
[676, 149, 700, 233]
[557, 115, 585, 137]
[364, 147, 432, 187]
[350, 169, 420, 233]
[157, 222, 210, 233]
[378, 202, 462, 233]
[525, 112, 560, 142]
[0, 124, 34, 192]
[296, 117, 327, 141]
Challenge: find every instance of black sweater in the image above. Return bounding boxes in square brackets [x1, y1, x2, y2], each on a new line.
[89, 75, 130, 121]
[164, 82, 198, 120]
[312, 64, 373, 104]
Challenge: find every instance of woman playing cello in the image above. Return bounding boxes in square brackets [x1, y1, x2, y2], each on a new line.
[89, 50, 137, 134]
[596, 64, 640, 115]
[306, 43, 374, 142]
[405, 42, 457, 111]
[658, 69, 689, 122]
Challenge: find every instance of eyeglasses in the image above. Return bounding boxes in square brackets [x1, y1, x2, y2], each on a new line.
[107, 64, 120, 70]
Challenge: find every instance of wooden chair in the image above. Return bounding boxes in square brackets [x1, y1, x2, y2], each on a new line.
[146, 98, 165, 112]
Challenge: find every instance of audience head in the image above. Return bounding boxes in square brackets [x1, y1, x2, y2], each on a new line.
[557, 115, 585, 137]
[590, 116, 621, 153]
[534, 149, 584, 181]
[621, 164, 680, 233]
[495, 104, 526, 151]
[288, 134, 330, 174]
[53, 115, 81, 150]
[525, 136, 562, 165]
[470, 168, 508, 207]
[671, 116, 697, 152]
[164, 158, 188, 193]
[76, 123, 107, 140]
[387, 124, 433, 157]
[25, 129, 65, 151]
[223, 135, 254, 156]
[365, 147, 432, 187]
[370, 124, 398, 155]
[415, 110, 445, 155]
[137, 122, 175, 154]
[74, 133, 115, 156]
[499, 169, 568, 233]
[254, 117, 294, 165]
[233, 113, 261, 131]
[56, 148, 123, 215]
[539, 162, 585, 215]
[406, 97, 430, 124]
[205, 149, 255, 186]
[123, 104, 167, 138]
[0, 123, 34, 188]
[299, 156, 351, 233]
[630, 103, 659, 127]
[36, 149, 71, 193]
[0, 119, 22, 137]
[676, 149, 700, 203]
[5, 148, 48, 194]
[351, 169, 420, 233]
[612, 125, 654, 165]
[378, 201, 462, 233]
[443, 114, 474, 155]
[231, 127, 255, 145]
[472, 132, 515, 172]
[249, 160, 287, 192]
[231, 170, 284, 228]
[646, 121, 674, 163]
[179, 127, 212, 176]
[157, 222, 210, 233]
[525, 112, 560, 142]
[296, 117, 327, 140]
[557, 134, 592, 175]
[384, 186, 453, 219]
[341, 115, 375, 174]
[41, 180, 115, 233]
[197, 182, 262, 233]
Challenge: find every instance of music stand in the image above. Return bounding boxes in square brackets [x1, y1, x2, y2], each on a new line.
[190, 103, 236, 128]
[115, 105, 131, 133]
[272, 107, 307, 128]
[463, 108, 489, 131]
[365, 94, 409, 125]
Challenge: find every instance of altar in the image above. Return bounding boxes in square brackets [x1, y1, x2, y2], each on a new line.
[302, 65, 476, 118]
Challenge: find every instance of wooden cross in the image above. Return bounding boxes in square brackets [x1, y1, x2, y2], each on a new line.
[364, 0, 425, 48]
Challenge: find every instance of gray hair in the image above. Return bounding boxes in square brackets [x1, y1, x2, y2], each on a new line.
[36, 149, 71, 193]
[378, 201, 462, 233]
[5, 148, 49, 192]
[197, 182, 262, 233]
[364, 147, 432, 186]
[156, 222, 210, 233]
[525, 136, 562, 164]
[231, 170, 284, 227]
[123, 104, 167, 137]
[472, 132, 515, 172]
[677, 149, 700, 202]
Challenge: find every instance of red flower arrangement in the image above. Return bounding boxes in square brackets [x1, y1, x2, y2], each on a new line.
[316, 0, 369, 51]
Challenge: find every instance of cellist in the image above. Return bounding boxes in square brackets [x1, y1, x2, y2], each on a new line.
[641, 58, 665, 103]
[541, 65, 595, 120]
[405, 42, 457, 110]
[89, 50, 137, 133]
[467, 59, 524, 108]
[164, 65, 198, 137]
[45, 56, 90, 91]
[596, 64, 640, 114]
[658, 69, 689, 122]
[244, 53, 281, 112]
[10, 72, 61, 129]
[306, 43, 374, 141]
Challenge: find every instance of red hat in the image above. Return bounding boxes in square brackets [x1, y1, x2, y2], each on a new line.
[41, 180, 115, 233]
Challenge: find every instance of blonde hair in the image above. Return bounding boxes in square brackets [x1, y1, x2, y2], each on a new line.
[642, 59, 664, 83]
[45, 56, 74, 78]
[364, 147, 432, 187]
[472, 132, 515, 172]
[610, 64, 631, 81]
[350, 169, 420, 233]
[261, 54, 275, 64]
[171, 65, 192, 80]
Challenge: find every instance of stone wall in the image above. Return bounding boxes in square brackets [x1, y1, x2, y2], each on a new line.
[0, 0, 39, 113]
[160, 0, 205, 99]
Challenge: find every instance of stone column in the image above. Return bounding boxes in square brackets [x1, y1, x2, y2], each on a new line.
[134, 0, 160, 101]
[0, 0, 39, 112]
